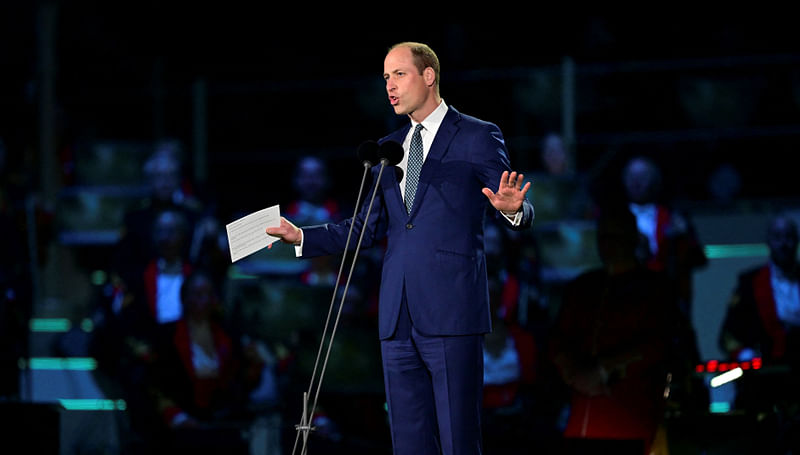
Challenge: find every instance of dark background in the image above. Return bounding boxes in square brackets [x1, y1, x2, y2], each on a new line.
[2, 6, 800, 453]
[3, 8, 800, 221]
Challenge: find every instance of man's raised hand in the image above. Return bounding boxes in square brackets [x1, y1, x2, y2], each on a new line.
[481, 171, 531, 214]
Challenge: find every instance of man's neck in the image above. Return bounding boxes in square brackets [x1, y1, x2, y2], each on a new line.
[409, 95, 442, 124]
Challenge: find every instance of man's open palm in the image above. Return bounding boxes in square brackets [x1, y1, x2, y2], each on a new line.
[482, 171, 531, 213]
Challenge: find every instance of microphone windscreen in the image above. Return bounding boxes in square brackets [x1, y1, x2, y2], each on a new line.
[357, 140, 380, 166]
[378, 140, 405, 166]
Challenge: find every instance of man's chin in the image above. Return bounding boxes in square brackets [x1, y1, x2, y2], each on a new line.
[392, 105, 408, 116]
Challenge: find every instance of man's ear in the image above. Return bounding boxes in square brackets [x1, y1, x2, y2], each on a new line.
[424, 67, 436, 87]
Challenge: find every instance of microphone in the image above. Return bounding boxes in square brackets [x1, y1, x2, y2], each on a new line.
[378, 140, 405, 166]
[357, 140, 379, 168]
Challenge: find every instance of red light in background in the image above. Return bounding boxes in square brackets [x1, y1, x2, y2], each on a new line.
[694, 357, 762, 373]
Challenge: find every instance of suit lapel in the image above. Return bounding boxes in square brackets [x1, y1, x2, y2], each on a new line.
[408, 106, 461, 218]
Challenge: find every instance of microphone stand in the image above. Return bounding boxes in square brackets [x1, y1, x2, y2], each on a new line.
[292, 149, 389, 455]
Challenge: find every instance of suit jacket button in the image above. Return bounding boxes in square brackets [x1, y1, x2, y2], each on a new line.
[406, 223, 413, 229]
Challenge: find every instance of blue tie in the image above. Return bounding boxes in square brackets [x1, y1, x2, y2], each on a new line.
[405, 124, 424, 213]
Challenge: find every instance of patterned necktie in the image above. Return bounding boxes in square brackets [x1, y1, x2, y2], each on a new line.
[405, 124, 424, 213]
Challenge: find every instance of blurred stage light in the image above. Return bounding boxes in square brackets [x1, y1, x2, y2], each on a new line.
[710, 367, 744, 388]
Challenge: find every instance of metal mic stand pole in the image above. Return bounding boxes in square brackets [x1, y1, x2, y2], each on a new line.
[292, 158, 384, 455]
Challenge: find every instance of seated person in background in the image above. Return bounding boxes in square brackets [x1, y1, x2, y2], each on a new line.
[527, 132, 594, 223]
[622, 155, 707, 315]
[719, 214, 800, 415]
[550, 205, 676, 455]
[140, 210, 194, 326]
[147, 271, 272, 452]
[284, 156, 343, 226]
[285, 156, 344, 287]
[91, 209, 196, 446]
[113, 142, 202, 286]
[622, 155, 708, 414]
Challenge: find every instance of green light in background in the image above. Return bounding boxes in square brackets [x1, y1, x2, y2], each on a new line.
[90, 270, 108, 286]
[28, 357, 97, 370]
[704, 243, 768, 259]
[709, 402, 731, 414]
[29, 318, 71, 333]
[227, 268, 259, 280]
[59, 399, 126, 411]
[29, 318, 94, 333]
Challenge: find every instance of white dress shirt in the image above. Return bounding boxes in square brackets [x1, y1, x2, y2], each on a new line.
[629, 202, 659, 256]
[771, 262, 800, 327]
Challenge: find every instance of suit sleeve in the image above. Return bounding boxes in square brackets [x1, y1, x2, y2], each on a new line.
[472, 122, 534, 231]
[300, 166, 389, 258]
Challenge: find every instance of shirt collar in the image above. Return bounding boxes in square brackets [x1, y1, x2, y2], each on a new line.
[410, 99, 448, 135]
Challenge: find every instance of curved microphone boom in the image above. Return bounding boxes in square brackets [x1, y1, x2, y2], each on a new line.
[292, 139, 395, 455]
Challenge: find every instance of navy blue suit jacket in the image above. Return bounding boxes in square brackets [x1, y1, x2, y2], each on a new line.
[301, 106, 534, 339]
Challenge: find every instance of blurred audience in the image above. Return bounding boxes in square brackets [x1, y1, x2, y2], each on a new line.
[285, 156, 342, 227]
[717, 213, 800, 452]
[622, 155, 708, 314]
[550, 205, 677, 454]
[23, 128, 800, 454]
[144, 270, 276, 454]
[140, 210, 194, 325]
[113, 141, 228, 290]
[718, 215, 800, 423]
[527, 132, 595, 223]
[622, 155, 709, 415]
[719, 214, 800, 366]
[482, 220, 541, 453]
[113, 142, 200, 281]
[92, 209, 196, 449]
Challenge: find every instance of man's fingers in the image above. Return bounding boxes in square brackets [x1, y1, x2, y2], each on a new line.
[500, 171, 509, 188]
[520, 181, 531, 195]
[481, 187, 495, 200]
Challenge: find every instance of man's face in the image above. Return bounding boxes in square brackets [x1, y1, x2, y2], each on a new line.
[294, 157, 327, 203]
[768, 217, 799, 270]
[154, 212, 184, 260]
[384, 46, 431, 118]
[624, 159, 656, 204]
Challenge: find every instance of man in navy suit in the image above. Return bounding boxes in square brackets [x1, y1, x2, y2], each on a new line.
[268, 42, 534, 454]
